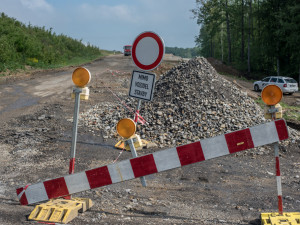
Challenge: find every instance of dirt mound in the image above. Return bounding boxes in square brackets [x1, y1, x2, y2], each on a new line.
[139, 57, 265, 147]
[80, 57, 267, 147]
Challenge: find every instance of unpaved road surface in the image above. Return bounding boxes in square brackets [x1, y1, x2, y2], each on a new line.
[0, 55, 299, 225]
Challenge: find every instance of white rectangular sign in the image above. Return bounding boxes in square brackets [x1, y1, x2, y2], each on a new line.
[129, 70, 156, 101]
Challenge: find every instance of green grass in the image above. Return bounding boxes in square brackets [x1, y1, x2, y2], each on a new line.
[279, 102, 300, 121]
[0, 13, 113, 73]
[31, 53, 109, 70]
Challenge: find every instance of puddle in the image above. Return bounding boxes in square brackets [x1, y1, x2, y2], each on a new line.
[0, 85, 38, 114]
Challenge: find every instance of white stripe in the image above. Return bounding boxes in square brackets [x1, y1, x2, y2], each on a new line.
[250, 121, 279, 147]
[25, 182, 48, 204]
[65, 172, 90, 194]
[276, 176, 282, 195]
[201, 135, 229, 160]
[153, 147, 181, 172]
[107, 160, 135, 183]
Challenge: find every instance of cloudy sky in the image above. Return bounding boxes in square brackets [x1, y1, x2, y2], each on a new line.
[0, 0, 200, 51]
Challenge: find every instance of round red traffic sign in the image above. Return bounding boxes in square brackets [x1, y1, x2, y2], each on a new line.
[132, 31, 165, 71]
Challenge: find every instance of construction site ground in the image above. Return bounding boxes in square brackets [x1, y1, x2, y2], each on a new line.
[0, 54, 299, 225]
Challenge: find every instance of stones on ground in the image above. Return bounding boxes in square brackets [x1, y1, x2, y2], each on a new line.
[79, 57, 298, 150]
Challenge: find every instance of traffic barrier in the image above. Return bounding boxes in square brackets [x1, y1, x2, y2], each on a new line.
[16, 119, 289, 205]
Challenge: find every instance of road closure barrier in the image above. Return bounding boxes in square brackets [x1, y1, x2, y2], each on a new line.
[16, 119, 288, 205]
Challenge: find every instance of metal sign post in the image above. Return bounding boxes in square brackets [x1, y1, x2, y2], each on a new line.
[124, 31, 165, 187]
[134, 99, 142, 124]
[270, 105, 283, 215]
[261, 85, 284, 215]
[69, 67, 91, 175]
[127, 138, 147, 187]
[69, 88, 82, 174]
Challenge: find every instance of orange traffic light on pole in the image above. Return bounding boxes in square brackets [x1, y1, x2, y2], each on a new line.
[72, 67, 91, 88]
[261, 85, 282, 106]
[116, 118, 136, 139]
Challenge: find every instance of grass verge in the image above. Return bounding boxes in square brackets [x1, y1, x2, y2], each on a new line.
[255, 98, 300, 122]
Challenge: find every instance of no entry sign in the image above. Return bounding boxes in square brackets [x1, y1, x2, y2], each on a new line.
[132, 31, 165, 71]
[129, 70, 156, 101]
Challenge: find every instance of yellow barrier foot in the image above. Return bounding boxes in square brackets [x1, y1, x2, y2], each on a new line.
[29, 197, 93, 224]
[261, 212, 300, 225]
[115, 134, 147, 151]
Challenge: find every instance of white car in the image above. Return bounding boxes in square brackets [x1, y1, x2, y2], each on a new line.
[253, 76, 298, 94]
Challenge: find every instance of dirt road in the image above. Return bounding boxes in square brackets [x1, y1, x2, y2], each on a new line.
[0, 55, 299, 224]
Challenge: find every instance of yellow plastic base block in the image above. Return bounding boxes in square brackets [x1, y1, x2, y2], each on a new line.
[261, 212, 300, 225]
[29, 197, 93, 224]
[115, 134, 149, 151]
[264, 104, 282, 119]
[71, 87, 90, 100]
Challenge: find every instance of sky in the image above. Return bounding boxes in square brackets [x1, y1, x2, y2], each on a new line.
[0, 0, 200, 51]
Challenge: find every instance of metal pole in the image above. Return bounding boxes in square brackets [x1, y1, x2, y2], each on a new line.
[270, 105, 283, 215]
[69, 88, 82, 175]
[127, 138, 147, 187]
[134, 99, 142, 123]
[274, 142, 283, 214]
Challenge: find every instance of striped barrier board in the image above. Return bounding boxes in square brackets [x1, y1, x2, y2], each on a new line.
[16, 119, 289, 205]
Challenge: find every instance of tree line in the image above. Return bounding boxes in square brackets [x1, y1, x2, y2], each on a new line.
[0, 13, 105, 72]
[165, 47, 200, 58]
[192, 0, 300, 82]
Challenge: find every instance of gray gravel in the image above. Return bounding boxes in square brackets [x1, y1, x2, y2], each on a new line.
[79, 57, 299, 150]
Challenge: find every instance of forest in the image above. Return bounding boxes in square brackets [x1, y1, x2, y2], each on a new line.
[0, 13, 106, 73]
[165, 47, 200, 58]
[192, 0, 300, 81]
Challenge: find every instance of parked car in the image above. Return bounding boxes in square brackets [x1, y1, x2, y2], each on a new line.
[253, 76, 298, 94]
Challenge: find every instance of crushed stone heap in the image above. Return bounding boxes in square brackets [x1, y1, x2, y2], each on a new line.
[139, 57, 265, 147]
[80, 57, 269, 148]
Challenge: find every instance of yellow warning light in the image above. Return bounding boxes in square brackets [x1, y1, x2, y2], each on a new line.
[116, 118, 136, 139]
[261, 85, 282, 106]
[72, 67, 91, 87]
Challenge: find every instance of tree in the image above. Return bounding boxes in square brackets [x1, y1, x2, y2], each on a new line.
[192, 0, 300, 83]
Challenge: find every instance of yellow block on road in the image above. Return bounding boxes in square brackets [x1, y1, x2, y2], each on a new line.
[261, 212, 300, 225]
[29, 197, 93, 224]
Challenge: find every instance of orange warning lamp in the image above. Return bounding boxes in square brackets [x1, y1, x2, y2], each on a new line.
[261, 85, 282, 106]
[72, 67, 91, 87]
[116, 118, 136, 139]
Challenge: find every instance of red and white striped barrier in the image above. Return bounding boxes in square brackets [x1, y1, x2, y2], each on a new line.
[16, 119, 289, 205]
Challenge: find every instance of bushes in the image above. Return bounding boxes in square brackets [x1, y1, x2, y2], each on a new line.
[0, 13, 104, 72]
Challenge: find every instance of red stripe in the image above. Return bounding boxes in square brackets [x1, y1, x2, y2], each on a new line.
[44, 177, 69, 199]
[16, 187, 28, 205]
[16, 187, 23, 196]
[134, 110, 139, 123]
[85, 166, 112, 189]
[130, 154, 158, 177]
[278, 195, 283, 214]
[177, 142, 205, 166]
[275, 119, 289, 141]
[69, 158, 75, 174]
[276, 157, 281, 176]
[225, 128, 254, 154]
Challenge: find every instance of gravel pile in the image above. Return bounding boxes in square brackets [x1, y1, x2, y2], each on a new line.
[79, 57, 298, 148]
